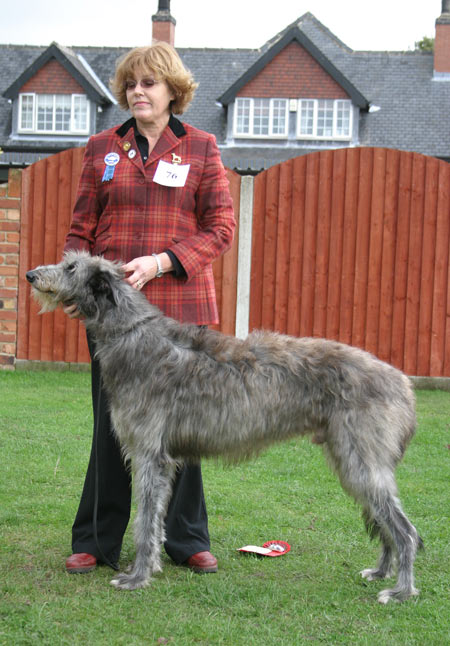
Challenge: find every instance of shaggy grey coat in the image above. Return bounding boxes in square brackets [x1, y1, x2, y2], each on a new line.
[27, 251, 422, 603]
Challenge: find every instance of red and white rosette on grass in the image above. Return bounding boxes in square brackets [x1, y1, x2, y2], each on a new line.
[238, 540, 291, 557]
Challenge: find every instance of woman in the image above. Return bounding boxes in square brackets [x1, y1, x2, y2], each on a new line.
[63, 42, 235, 575]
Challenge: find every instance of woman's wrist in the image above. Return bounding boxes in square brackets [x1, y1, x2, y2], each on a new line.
[153, 252, 173, 276]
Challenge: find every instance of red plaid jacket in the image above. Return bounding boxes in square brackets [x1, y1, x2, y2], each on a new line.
[64, 116, 235, 325]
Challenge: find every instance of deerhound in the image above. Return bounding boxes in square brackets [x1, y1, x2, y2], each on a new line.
[26, 251, 422, 603]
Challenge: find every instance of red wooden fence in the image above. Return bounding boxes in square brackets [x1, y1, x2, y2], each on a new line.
[17, 148, 241, 363]
[249, 148, 449, 376]
[18, 148, 88, 363]
[17, 146, 449, 376]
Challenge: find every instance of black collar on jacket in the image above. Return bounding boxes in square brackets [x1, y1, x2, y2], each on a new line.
[115, 114, 186, 139]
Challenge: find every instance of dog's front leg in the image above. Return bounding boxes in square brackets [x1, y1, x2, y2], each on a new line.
[111, 455, 176, 591]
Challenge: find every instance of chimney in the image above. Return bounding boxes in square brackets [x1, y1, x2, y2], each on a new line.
[152, 0, 176, 46]
[434, 0, 450, 77]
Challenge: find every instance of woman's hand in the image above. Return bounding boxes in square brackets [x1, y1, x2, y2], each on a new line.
[123, 253, 173, 290]
[63, 303, 83, 319]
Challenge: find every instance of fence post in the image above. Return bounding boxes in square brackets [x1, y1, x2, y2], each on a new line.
[0, 169, 21, 369]
[235, 175, 254, 339]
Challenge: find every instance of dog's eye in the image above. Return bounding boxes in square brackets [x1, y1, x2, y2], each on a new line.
[65, 263, 76, 273]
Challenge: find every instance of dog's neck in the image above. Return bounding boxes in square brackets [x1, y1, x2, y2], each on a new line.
[86, 310, 159, 341]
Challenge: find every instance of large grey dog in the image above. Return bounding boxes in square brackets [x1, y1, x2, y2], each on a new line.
[26, 251, 422, 603]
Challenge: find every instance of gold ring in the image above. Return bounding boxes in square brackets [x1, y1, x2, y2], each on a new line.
[136, 280, 142, 289]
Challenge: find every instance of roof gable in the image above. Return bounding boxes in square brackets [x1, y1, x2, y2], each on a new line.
[2, 42, 114, 104]
[218, 24, 369, 109]
[236, 41, 351, 100]
[19, 58, 86, 94]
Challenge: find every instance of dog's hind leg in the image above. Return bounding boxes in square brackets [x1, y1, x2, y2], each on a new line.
[360, 508, 395, 581]
[111, 455, 176, 591]
[349, 480, 420, 602]
[366, 493, 421, 604]
[347, 484, 420, 602]
[324, 428, 420, 603]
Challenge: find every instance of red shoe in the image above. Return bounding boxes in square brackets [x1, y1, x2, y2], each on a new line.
[65, 552, 97, 574]
[186, 551, 218, 573]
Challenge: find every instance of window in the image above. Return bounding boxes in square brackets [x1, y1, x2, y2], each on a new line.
[253, 99, 270, 135]
[19, 94, 34, 130]
[299, 100, 315, 136]
[298, 99, 352, 139]
[271, 99, 288, 136]
[18, 93, 89, 134]
[235, 98, 251, 135]
[235, 98, 288, 137]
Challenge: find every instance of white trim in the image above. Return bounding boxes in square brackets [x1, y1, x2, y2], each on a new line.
[77, 54, 118, 104]
[432, 70, 450, 81]
[297, 98, 353, 141]
[234, 97, 289, 139]
[18, 92, 90, 135]
[71, 94, 90, 133]
[18, 93, 35, 131]
[234, 97, 251, 135]
[235, 175, 254, 339]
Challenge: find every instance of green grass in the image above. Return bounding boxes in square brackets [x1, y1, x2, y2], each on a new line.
[0, 371, 449, 645]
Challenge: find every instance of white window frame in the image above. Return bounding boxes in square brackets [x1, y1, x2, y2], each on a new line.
[18, 93, 90, 135]
[18, 93, 35, 131]
[234, 97, 289, 138]
[297, 99, 353, 140]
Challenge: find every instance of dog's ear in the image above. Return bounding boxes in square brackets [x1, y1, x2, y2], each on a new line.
[88, 268, 118, 307]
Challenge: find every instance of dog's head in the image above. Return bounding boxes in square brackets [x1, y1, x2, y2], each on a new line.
[26, 251, 124, 318]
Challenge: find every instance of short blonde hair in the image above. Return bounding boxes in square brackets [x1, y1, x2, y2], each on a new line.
[110, 42, 198, 114]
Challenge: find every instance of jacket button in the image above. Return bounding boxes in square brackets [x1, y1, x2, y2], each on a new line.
[138, 178, 145, 185]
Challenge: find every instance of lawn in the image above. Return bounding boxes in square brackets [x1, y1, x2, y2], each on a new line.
[0, 370, 448, 645]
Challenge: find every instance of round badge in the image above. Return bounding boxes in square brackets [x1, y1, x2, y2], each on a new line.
[237, 540, 291, 557]
[262, 540, 291, 557]
[123, 141, 131, 152]
[104, 152, 120, 166]
[128, 149, 137, 159]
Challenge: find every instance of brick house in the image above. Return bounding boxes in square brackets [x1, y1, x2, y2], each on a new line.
[1, 0, 449, 180]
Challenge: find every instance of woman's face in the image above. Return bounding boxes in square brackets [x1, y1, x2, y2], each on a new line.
[125, 70, 174, 129]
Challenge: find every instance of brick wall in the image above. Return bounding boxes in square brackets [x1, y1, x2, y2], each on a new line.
[237, 41, 349, 99]
[20, 59, 85, 94]
[0, 169, 21, 369]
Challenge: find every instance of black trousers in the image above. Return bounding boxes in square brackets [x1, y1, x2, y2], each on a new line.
[71, 334, 211, 565]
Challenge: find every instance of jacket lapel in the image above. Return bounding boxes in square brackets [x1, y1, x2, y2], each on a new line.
[114, 115, 186, 169]
[148, 125, 180, 166]
[110, 133, 143, 178]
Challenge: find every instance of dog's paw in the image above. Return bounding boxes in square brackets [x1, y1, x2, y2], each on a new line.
[361, 568, 375, 581]
[377, 587, 419, 604]
[110, 571, 150, 590]
[360, 567, 392, 581]
[377, 589, 395, 604]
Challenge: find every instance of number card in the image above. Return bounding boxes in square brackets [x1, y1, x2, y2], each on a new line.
[153, 160, 190, 187]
